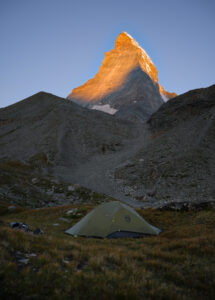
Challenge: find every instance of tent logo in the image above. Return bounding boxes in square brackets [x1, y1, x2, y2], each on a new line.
[124, 215, 131, 223]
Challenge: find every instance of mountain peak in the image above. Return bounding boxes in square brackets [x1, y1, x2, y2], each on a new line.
[67, 32, 176, 110]
[115, 32, 138, 48]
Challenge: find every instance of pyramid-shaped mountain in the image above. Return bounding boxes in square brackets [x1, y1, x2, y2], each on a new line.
[67, 32, 176, 120]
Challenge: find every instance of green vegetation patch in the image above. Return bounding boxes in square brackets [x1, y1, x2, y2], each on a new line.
[0, 203, 215, 299]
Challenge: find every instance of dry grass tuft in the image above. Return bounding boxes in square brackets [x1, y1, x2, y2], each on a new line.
[0, 201, 215, 299]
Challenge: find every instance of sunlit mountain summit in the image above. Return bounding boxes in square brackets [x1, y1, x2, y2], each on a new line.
[67, 32, 176, 120]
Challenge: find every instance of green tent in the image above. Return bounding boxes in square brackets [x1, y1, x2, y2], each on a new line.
[65, 201, 161, 238]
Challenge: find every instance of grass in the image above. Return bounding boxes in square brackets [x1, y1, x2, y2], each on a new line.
[0, 201, 215, 299]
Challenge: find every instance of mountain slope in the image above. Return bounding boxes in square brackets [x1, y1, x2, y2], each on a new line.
[115, 84, 215, 207]
[68, 32, 176, 120]
[1, 85, 214, 208]
[0, 92, 138, 165]
[0, 92, 144, 206]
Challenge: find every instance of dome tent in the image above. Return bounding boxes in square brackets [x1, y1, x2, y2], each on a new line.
[65, 201, 161, 238]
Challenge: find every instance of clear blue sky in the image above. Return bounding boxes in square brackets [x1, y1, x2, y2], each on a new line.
[1, 0, 215, 107]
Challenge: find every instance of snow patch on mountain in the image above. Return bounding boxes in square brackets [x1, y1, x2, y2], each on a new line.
[92, 104, 118, 115]
[161, 94, 169, 102]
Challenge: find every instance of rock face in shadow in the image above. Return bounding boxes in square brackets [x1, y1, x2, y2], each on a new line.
[68, 32, 176, 120]
[148, 84, 215, 129]
[0, 92, 144, 207]
[1, 85, 214, 208]
[0, 92, 138, 167]
[115, 84, 215, 207]
[105, 67, 163, 121]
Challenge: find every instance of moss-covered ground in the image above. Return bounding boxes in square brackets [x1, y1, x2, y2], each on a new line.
[0, 201, 215, 300]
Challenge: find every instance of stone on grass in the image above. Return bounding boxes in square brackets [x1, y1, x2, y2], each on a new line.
[66, 208, 78, 215]
[18, 258, 29, 264]
[59, 217, 70, 223]
[8, 205, 16, 212]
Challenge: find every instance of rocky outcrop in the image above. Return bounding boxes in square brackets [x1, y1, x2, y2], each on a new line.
[68, 32, 176, 120]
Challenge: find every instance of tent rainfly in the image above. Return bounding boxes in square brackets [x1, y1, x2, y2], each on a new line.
[65, 201, 161, 238]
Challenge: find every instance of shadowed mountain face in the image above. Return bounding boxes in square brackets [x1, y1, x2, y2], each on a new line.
[67, 32, 176, 120]
[0, 92, 144, 207]
[1, 85, 214, 208]
[105, 67, 163, 121]
[0, 92, 138, 166]
[115, 84, 215, 207]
